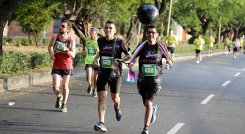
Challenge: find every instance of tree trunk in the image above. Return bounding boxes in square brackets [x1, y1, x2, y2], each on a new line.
[233, 28, 239, 41]
[34, 34, 39, 46]
[0, 0, 24, 55]
[202, 20, 209, 35]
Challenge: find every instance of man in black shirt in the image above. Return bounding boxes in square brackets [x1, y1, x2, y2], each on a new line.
[128, 25, 172, 134]
[93, 20, 131, 132]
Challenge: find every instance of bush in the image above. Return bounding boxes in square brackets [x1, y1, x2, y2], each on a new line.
[73, 51, 84, 66]
[43, 38, 51, 46]
[0, 51, 54, 78]
[30, 52, 52, 69]
[0, 52, 30, 76]
[21, 38, 30, 46]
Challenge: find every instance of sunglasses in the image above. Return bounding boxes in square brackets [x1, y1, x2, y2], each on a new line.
[147, 31, 157, 34]
[105, 26, 113, 29]
[60, 25, 67, 28]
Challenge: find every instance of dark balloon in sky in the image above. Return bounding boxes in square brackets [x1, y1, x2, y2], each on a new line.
[137, 3, 159, 25]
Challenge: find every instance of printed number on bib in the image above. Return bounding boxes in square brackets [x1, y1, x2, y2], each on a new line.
[88, 48, 96, 55]
[54, 41, 68, 52]
[101, 56, 113, 68]
[142, 64, 157, 76]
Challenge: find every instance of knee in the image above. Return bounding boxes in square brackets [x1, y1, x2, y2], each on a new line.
[111, 93, 120, 101]
[144, 101, 153, 109]
[62, 83, 69, 91]
[98, 92, 107, 102]
[53, 86, 59, 91]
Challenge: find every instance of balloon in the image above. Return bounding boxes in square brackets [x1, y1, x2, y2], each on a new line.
[137, 3, 159, 25]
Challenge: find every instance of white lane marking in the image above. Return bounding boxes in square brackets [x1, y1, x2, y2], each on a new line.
[200, 94, 215, 104]
[234, 72, 240, 77]
[222, 80, 231, 87]
[167, 123, 185, 134]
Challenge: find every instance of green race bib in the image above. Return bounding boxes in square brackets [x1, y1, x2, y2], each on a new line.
[142, 64, 157, 76]
[101, 56, 113, 68]
[88, 48, 96, 55]
[54, 41, 68, 52]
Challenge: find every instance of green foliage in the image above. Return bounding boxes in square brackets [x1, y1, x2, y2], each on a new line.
[12, 0, 61, 45]
[0, 51, 53, 78]
[30, 52, 51, 69]
[173, 0, 245, 37]
[73, 51, 84, 66]
[3, 37, 49, 46]
[43, 38, 51, 46]
[0, 52, 29, 76]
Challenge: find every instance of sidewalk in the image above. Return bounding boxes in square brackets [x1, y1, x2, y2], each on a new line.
[0, 51, 223, 93]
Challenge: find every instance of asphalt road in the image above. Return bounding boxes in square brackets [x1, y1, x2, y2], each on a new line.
[0, 53, 245, 134]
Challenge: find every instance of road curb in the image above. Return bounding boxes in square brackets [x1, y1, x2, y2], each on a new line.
[0, 79, 4, 92]
[0, 66, 85, 92]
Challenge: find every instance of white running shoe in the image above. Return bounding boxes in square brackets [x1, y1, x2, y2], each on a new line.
[94, 122, 107, 132]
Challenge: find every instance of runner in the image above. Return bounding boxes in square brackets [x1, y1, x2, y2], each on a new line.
[164, 30, 177, 69]
[194, 34, 205, 63]
[232, 38, 240, 59]
[207, 34, 215, 56]
[93, 20, 131, 132]
[128, 25, 172, 134]
[48, 20, 76, 112]
[82, 27, 99, 97]
[224, 36, 231, 55]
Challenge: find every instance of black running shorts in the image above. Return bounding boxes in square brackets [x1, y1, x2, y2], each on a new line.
[167, 47, 175, 54]
[85, 64, 99, 71]
[51, 69, 73, 76]
[97, 74, 122, 94]
[195, 49, 201, 54]
[137, 78, 161, 103]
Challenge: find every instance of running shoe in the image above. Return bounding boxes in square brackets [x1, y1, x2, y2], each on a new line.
[92, 91, 98, 97]
[60, 103, 67, 112]
[55, 94, 63, 109]
[141, 128, 149, 134]
[87, 85, 93, 94]
[150, 104, 157, 124]
[114, 105, 122, 121]
[94, 122, 107, 132]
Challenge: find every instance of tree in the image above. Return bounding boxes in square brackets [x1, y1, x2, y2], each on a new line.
[0, 0, 25, 55]
[12, 0, 61, 46]
[172, 0, 245, 42]
[62, 0, 167, 46]
[62, 0, 140, 46]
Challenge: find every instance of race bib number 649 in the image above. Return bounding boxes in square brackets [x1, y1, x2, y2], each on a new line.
[101, 56, 113, 68]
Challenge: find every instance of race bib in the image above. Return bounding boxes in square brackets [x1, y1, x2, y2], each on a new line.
[142, 64, 157, 76]
[88, 48, 96, 55]
[101, 56, 113, 68]
[54, 41, 68, 52]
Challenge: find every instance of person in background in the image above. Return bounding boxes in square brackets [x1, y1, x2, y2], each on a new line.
[164, 30, 177, 69]
[207, 34, 215, 56]
[232, 38, 240, 59]
[224, 36, 232, 55]
[48, 20, 76, 112]
[194, 34, 205, 63]
[82, 27, 99, 97]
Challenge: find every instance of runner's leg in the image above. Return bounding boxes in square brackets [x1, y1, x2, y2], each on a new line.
[62, 74, 70, 104]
